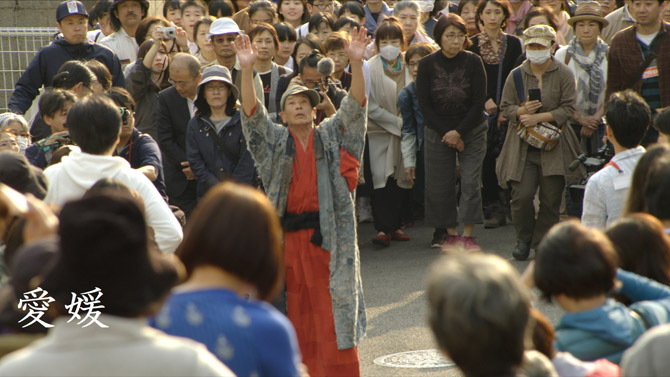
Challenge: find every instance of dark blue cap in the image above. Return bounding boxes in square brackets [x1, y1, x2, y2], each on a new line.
[56, 1, 89, 22]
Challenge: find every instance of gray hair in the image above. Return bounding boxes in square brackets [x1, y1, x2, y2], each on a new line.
[170, 53, 202, 78]
[427, 252, 530, 376]
[0, 113, 29, 132]
[393, 1, 427, 41]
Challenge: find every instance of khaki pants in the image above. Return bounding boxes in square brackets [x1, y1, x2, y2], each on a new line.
[509, 149, 565, 249]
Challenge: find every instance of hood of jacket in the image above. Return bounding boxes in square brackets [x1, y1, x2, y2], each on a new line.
[58, 149, 132, 190]
[558, 299, 638, 346]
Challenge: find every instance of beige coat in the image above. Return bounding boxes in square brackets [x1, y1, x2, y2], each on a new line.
[367, 55, 413, 189]
[496, 58, 585, 187]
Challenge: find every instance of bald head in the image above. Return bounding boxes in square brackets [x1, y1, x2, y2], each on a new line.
[169, 53, 202, 100]
[170, 53, 201, 78]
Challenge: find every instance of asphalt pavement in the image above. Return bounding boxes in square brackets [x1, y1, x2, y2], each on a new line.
[355, 219, 566, 376]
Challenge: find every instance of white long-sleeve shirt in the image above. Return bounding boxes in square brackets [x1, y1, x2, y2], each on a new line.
[44, 148, 183, 253]
[581, 146, 646, 230]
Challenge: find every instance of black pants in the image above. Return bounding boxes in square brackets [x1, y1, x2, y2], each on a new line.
[372, 177, 406, 233]
[482, 118, 506, 206]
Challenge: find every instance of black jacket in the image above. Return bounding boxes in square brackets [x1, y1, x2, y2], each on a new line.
[156, 86, 197, 200]
[7, 38, 124, 114]
[116, 128, 168, 202]
[186, 112, 256, 198]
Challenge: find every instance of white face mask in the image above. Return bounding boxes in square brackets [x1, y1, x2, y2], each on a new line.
[526, 48, 551, 64]
[16, 136, 29, 152]
[380, 45, 401, 61]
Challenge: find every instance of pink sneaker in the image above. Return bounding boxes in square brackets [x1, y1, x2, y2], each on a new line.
[441, 234, 463, 251]
[461, 236, 481, 251]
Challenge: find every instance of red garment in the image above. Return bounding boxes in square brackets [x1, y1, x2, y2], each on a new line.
[284, 129, 360, 377]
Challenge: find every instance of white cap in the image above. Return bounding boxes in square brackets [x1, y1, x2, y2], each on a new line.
[207, 18, 241, 39]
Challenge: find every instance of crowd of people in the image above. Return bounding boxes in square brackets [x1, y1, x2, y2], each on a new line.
[1, 0, 670, 375]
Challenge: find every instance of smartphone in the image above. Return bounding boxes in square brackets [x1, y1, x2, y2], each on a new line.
[528, 88, 542, 102]
[0, 183, 29, 216]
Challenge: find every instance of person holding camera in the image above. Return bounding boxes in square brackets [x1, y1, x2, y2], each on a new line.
[581, 90, 649, 230]
[287, 50, 347, 124]
[496, 24, 581, 260]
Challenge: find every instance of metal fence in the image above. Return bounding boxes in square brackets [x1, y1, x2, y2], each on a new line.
[0, 27, 58, 114]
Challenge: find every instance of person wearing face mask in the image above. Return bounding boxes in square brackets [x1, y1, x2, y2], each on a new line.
[496, 25, 582, 261]
[0, 114, 31, 155]
[367, 18, 414, 246]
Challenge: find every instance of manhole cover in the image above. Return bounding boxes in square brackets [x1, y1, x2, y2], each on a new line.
[373, 349, 456, 369]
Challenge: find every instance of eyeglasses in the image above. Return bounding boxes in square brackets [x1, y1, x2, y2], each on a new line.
[443, 33, 466, 40]
[313, 1, 334, 10]
[205, 84, 228, 92]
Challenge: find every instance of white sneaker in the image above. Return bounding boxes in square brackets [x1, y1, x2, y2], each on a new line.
[357, 197, 373, 223]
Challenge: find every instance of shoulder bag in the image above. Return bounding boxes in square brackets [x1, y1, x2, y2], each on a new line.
[512, 67, 562, 151]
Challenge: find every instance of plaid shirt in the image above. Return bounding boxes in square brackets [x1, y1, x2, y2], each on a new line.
[606, 22, 670, 110]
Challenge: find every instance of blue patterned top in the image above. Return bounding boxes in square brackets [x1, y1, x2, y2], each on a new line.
[149, 288, 301, 377]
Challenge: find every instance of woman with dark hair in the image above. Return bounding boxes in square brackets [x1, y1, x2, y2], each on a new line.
[29, 60, 95, 142]
[187, 66, 256, 198]
[532, 220, 670, 364]
[308, 12, 335, 43]
[457, 0, 481, 37]
[250, 24, 290, 121]
[416, 14, 488, 250]
[164, 0, 183, 27]
[150, 182, 301, 376]
[209, 0, 234, 18]
[468, 0, 523, 229]
[367, 18, 413, 246]
[194, 16, 216, 65]
[496, 25, 580, 260]
[87, 0, 116, 43]
[625, 144, 670, 214]
[278, 0, 309, 29]
[274, 22, 298, 69]
[606, 213, 670, 289]
[126, 31, 172, 140]
[85, 59, 112, 94]
[522, 6, 567, 45]
[249, 1, 278, 25]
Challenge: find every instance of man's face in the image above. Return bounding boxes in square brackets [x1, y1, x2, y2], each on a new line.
[300, 66, 325, 92]
[632, 0, 666, 27]
[212, 33, 239, 60]
[120, 107, 135, 139]
[280, 93, 315, 126]
[57, 14, 88, 44]
[115, 0, 145, 29]
[182, 5, 205, 37]
[169, 68, 201, 99]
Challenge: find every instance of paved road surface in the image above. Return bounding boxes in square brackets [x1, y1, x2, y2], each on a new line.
[355, 220, 565, 376]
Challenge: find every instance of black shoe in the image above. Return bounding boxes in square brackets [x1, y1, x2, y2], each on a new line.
[513, 241, 530, 260]
[431, 229, 448, 248]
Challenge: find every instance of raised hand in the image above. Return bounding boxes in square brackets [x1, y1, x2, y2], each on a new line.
[346, 26, 370, 62]
[231, 33, 257, 69]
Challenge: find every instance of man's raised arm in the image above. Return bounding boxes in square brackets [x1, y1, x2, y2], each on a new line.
[232, 34, 260, 117]
[346, 27, 370, 107]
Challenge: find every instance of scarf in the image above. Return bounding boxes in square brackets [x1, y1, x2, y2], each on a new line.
[478, 30, 504, 65]
[381, 55, 404, 75]
[566, 37, 608, 115]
